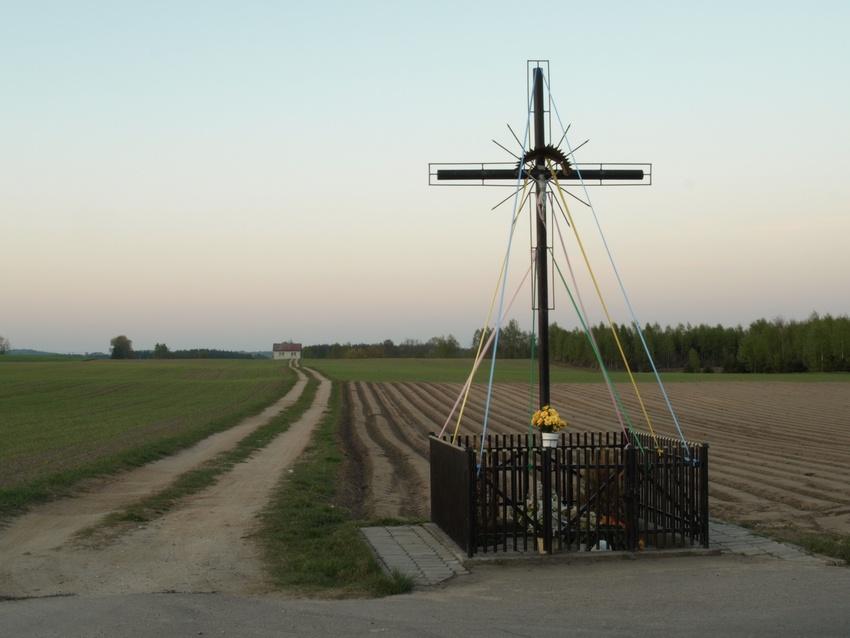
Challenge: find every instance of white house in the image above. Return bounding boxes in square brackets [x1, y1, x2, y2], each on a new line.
[273, 341, 302, 360]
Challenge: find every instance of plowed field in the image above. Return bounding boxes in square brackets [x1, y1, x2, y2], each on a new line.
[338, 381, 850, 537]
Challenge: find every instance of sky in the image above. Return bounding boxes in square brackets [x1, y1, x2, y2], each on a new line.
[2, 1, 849, 354]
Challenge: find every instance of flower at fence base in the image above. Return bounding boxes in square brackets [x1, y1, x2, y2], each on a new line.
[599, 515, 625, 529]
[531, 405, 567, 434]
[518, 481, 570, 534]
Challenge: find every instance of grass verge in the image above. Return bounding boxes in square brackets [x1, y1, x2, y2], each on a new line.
[254, 381, 415, 597]
[763, 526, 850, 563]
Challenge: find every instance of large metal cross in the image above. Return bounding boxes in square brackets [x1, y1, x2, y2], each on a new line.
[429, 61, 650, 408]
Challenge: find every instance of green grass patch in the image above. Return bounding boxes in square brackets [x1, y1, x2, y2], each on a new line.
[305, 358, 607, 383]
[762, 526, 850, 563]
[302, 358, 849, 384]
[0, 358, 297, 519]
[255, 382, 414, 597]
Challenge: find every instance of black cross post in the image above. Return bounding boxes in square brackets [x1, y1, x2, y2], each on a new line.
[429, 63, 649, 410]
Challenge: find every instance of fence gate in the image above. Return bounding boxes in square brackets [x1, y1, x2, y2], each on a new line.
[429, 432, 708, 556]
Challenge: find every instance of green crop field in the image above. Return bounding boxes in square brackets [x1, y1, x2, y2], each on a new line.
[302, 357, 848, 384]
[0, 358, 296, 515]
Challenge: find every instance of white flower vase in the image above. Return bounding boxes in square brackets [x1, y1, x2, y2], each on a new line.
[541, 432, 559, 448]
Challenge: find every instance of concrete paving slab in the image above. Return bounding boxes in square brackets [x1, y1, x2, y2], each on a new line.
[709, 519, 836, 565]
[360, 524, 467, 587]
[362, 519, 839, 588]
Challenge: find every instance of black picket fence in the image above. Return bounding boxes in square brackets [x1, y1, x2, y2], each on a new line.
[429, 431, 709, 557]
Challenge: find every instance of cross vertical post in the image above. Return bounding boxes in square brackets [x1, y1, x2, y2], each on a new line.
[532, 67, 550, 408]
[531, 67, 554, 556]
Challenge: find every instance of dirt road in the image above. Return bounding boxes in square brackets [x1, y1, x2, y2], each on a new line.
[0, 365, 330, 598]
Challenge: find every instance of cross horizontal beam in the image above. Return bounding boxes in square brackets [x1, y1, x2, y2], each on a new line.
[429, 163, 651, 186]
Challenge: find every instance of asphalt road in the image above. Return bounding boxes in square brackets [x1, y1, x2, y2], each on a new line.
[2, 553, 848, 637]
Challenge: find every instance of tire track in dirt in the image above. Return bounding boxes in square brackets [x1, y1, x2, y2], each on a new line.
[0, 364, 325, 598]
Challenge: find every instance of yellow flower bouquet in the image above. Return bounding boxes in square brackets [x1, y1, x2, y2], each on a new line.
[531, 405, 567, 434]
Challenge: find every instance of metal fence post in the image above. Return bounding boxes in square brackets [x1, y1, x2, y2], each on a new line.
[625, 445, 638, 551]
[699, 443, 710, 548]
[466, 445, 476, 558]
[542, 446, 552, 553]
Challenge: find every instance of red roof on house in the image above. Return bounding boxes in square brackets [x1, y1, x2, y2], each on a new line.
[273, 342, 302, 352]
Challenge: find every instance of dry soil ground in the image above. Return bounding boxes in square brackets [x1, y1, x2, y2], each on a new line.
[2, 372, 849, 600]
[337, 380, 850, 538]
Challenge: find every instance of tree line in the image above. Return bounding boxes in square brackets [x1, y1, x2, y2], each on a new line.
[108, 336, 263, 360]
[304, 313, 850, 374]
[11, 313, 847, 373]
[551, 312, 850, 373]
[303, 319, 537, 361]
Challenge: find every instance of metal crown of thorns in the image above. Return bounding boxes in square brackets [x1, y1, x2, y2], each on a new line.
[518, 143, 572, 177]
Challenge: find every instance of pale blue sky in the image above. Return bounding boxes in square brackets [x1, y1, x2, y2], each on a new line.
[2, 1, 848, 353]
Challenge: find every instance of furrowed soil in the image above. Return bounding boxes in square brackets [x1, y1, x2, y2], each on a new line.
[336, 380, 850, 538]
[2, 373, 849, 600]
